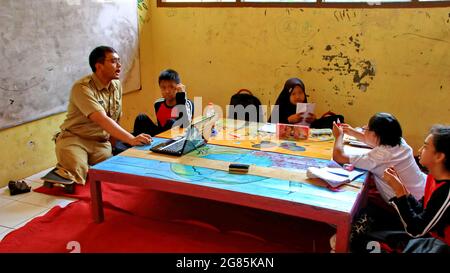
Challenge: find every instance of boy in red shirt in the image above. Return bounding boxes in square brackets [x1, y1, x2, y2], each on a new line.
[133, 69, 193, 136]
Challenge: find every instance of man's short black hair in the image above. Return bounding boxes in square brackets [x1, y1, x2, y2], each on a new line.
[158, 69, 180, 85]
[368, 112, 402, 147]
[89, 46, 117, 72]
[431, 125, 450, 171]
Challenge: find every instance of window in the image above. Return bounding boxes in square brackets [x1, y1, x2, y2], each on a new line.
[159, 0, 450, 7]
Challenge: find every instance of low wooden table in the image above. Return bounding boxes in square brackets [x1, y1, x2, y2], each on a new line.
[90, 127, 370, 252]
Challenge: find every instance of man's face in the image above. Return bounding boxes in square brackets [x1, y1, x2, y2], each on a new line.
[159, 80, 177, 101]
[97, 52, 121, 81]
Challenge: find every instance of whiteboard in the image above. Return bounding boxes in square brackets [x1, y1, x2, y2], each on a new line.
[0, 0, 141, 130]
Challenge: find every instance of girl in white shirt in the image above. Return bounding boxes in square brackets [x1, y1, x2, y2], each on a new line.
[332, 112, 426, 203]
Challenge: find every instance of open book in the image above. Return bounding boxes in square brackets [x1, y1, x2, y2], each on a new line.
[306, 167, 364, 188]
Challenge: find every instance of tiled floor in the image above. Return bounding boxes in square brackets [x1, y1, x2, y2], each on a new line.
[0, 168, 77, 241]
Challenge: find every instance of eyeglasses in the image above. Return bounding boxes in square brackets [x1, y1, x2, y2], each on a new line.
[361, 126, 370, 132]
[105, 58, 121, 64]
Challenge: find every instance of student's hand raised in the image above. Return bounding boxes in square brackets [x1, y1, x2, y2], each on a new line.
[340, 124, 357, 136]
[332, 121, 343, 138]
[340, 123, 351, 132]
[129, 133, 152, 146]
[383, 167, 408, 197]
[176, 83, 186, 93]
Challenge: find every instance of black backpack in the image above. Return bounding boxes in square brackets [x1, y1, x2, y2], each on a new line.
[227, 89, 262, 122]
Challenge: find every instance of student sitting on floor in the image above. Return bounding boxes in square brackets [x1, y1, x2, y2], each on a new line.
[382, 125, 450, 252]
[268, 77, 344, 129]
[133, 69, 194, 136]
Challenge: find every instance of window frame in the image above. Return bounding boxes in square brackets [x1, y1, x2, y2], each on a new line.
[157, 0, 450, 8]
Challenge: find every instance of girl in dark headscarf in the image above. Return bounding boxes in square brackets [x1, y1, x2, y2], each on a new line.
[269, 77, 344, 129]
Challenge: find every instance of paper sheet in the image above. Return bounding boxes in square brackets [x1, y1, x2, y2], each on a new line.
[296, 103, 316, 115]
[296, 103, 316, 126]
[258, 123, 276, 133]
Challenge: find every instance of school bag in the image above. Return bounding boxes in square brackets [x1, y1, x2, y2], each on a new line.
[310, 111, 345, 129]
[227, 89, 262, 122]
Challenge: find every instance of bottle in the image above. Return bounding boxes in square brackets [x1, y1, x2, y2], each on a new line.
[206, 102, 217, 136]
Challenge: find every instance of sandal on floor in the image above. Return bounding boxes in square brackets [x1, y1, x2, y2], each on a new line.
[8, 180, 31, 196]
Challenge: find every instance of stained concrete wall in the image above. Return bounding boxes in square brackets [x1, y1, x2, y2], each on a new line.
[1, 1, 449, 187]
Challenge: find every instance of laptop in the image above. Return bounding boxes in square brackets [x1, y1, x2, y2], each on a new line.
[150, 116, 213, 156]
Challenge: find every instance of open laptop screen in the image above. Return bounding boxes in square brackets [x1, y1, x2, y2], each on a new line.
[182, 115, 213, 154]
[150, 115, 215, 156]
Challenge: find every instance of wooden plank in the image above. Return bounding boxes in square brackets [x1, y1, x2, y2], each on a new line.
[93, 155, 360, 213]
[121, 148, 362, 191]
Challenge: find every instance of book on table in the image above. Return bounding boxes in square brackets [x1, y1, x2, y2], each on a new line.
[306, 167, 364, 188]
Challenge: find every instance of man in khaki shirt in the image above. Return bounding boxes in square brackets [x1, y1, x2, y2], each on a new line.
[52, 46, 151, 185]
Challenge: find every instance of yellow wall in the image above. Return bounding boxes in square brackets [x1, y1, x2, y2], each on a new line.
[131, 2, 449, 149]
[0, 113, 65, 187]
[1, 1, 449, 187]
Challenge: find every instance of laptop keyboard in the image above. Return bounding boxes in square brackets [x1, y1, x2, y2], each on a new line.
[161, 139, 184, 153]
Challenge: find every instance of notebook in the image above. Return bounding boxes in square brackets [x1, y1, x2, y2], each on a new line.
[258, 123, 276, 133]
[306, 167, 364, 188]
[150, 116, 213, 156]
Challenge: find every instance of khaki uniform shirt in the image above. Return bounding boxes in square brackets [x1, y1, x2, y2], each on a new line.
[59, 73, 122, 141]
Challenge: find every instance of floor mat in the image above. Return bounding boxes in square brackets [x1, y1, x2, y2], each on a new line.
[0, 200, 301, 253]
[32, 182, 334, 252]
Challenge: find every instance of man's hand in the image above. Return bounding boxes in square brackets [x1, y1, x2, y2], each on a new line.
[89, 111, 152, 147]
[128, 133, 152, 146]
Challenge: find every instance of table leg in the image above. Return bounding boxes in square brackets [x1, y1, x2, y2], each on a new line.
[90, 179, 104, 223]
[335, 220, 351, 253]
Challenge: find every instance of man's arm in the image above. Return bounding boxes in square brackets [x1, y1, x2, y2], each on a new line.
[109, 115, 121, 147]
[89, 111, 151, 146]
